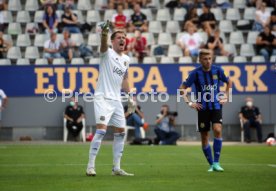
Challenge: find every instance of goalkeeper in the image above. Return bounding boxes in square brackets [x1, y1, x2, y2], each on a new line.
[86, 21, 135, 176]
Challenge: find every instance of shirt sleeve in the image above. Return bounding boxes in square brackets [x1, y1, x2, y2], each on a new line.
[79, 106, 84, 114]
[218, 67, 229, 83]
[0, 89, 7, 98]
[65, 106, 70, 116]
[182, 71, 196, 87]
[255, 107, 260, 115]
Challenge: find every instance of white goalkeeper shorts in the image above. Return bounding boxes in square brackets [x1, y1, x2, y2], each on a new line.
[94, 96, 126, 128]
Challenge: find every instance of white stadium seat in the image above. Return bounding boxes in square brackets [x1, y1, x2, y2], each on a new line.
[25, 46, 40, 59]
[7, 47, 22, 59]
[16, 34, 31, 47]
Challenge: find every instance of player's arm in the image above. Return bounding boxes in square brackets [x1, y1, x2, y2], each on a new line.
[179, 84, 203, 110]
[100, 20, 110, 53]
[122, 72, 136, 114]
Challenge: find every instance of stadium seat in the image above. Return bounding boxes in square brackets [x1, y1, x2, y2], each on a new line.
[56, 33, 64, 43]
[233, 56, 247, 63]
[229, 31, 244, 45]
[147, 0, 161, 9]
[2, 11, 13, 23]
[220, 32, 227, 43]
[270, 56, 276, 63]
[251, 56, 265, 63]
[123, 9, 134, 19]
[160, 56, 174, 64]
[165, 21, 180, 33]
[226, 8, 241, 21]
[86, 10, 101, 23]
[240, 44, 255, 57]
[243, 7, 256, 20]
[71, 58, 85, 65]
[141, 8, 153, 21]
[157, 33, 173, 46]
[25, 46, 40, 59]
[173, 8, 187, 21]
[168, 45, 183, 58]
[149, 21, 163, 33]
[16, 34, 31, 47]
[141, 32, 155, 46]
[210, 8, 224, 21]
[179, 56, 193, 64]
[156, 9, 171, 21]
[143, 56, 158, 64]
[56, 10, 64, 22]
[34, 10, 44, 23]
[34, 34, 47, 47]
[215, 56, 229, 63]
[103, 9, 116, 21]
[25, 23, 39, 34]
[219, 20, 234, 33]
[63, 117, 86, 142]
[73, 10, 85, 24]
[7, 47, 22, 59]
[130, 57, 138, 64]
[16, 58, 30, 65]
[233, 0, 246, 9]
[0, 59, 12, 66]
[7, 23, 22, 35]
[53, 58, 66, 65]
[35, 58, 48, 65]
[198, 31, 208, 44]
[77, 0, 92, 11]
[124, 118, 146, 142]
[94, 0, 108, 10]
[3, 34, 13, 46]
[8, 0, 22, 11]
[71, 34, 84, 46]
[89, 58, 100, 65]
[25, 0, 39, 11]
[88, 33, 101, 47]
[16, 11, 31, 23]
[247, 31, 259, 44]
[224, 44, 237, 56]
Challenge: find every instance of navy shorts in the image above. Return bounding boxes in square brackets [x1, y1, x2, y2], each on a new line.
[197, 110, 222, 132]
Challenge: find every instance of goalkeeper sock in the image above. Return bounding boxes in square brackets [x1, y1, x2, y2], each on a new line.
[213, 137, 223, 163]
[202, 144, 213, 165]
[113, 132, 125, 171]
[87, 129, 106, 169]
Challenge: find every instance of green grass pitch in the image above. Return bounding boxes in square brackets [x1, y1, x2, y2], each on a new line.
[0, 143, 276, 191]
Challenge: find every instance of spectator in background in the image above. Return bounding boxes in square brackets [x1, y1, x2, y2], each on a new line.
[43, 32, 61, 64]
[0, 0, 7, 10]
[129, 29, 149, 63]
[61, 5, 81, 33]
[154, 105, 180, 145]
[183, 6, 199, 31]
[0, 88, 8, 126]
[60, 29, 75, 62]
[239, 97, 263, 143]
[0, 32, 11, 58]
[111, 4, 130, 31]
[177, 23, 204, 57]
[42, 5, 59, 34]
[199, 3, 217, 36]
[270, 8, 276, 36]
[57, 0, 76, 10]
[253, 2, 271, 32]
[64, 97, 85, 140]
[206, 28, 231, 56]
[108, 0, 130, 9]
[129, 3, 148, 32]
[40, 0, 57, 9]
[256, 25, 276, 62]
[124, 98, 145, 139]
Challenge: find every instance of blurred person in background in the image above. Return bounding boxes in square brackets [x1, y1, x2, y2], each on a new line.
[129, 29, 149, 63]
[206, 28, 231, 56]
[61, 5, 81, 33]
[0, 32, 11, 58]
[0, 88, 8, 127]
[42, 5, 59, 34]
[111, 4, 130, 31]
[129, 3, 148, 32]
[60, 29, 76, 62]
[64, 97, 85, 140]
[43, 32, 61, 64]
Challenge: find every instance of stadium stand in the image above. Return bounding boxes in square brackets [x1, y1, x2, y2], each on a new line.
[0, 0, 275, 65]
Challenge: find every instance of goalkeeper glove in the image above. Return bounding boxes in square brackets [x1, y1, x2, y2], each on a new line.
[127, 94, 136, 114]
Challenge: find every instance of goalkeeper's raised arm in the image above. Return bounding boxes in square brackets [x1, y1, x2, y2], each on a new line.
[100, 20, 110, 53]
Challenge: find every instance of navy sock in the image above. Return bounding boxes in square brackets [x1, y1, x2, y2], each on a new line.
[213, 137, 223, 163]
[202, 144, 213, 165]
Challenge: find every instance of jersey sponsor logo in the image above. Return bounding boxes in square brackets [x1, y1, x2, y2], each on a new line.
[201, 84, 218, 91]
[213, 75, 218, 80]
[113, 66, 126, 77]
